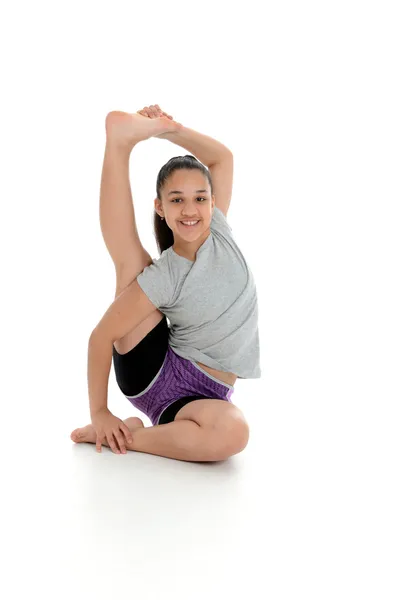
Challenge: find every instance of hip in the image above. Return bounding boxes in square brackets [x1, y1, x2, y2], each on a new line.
[194, 361, 238, 387]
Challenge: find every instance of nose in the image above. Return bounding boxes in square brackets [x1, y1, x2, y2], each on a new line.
[180, 213, 200, 219]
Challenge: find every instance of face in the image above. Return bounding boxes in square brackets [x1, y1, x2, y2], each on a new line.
[155, 169, 215, 243]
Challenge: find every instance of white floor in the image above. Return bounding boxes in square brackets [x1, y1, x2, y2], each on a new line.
[3, 369, 398, 599]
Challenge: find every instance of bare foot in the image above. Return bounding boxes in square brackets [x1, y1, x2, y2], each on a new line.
[105, 111, 182, 149]
[70, 416, 144, 445]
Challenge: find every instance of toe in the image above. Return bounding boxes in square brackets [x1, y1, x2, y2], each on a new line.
[70, 429, 80, 441]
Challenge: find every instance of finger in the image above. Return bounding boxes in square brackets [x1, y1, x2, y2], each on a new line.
[155, 104, 171, 119]
[155, 104, 169, 118]
[107, 433, 120, 454]
[149, 105, 158, 118]
[122, 425, 133, 445]
[114, 429, 127, 454]
[96, 435, 103, 453]
[143, 106, 152, 118]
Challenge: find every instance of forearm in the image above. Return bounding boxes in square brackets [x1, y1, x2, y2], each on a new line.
[159, 125, 232, 167]
[87, 332, 112, 417]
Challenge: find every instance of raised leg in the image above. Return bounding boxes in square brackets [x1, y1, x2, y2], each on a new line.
[99, 139, 152, 279]
[99, 116, 165, 354]
[99, 109, 176, 276]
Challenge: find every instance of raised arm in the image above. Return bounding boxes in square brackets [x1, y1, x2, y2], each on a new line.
[139, 104, 234, 215]
[158, 124, 232, 167]
[160, 125, 234, 216]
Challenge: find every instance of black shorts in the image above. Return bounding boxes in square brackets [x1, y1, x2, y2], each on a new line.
[112, 315, 214, 425]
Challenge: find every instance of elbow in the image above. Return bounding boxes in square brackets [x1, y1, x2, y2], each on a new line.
[89, 327, 108, 346]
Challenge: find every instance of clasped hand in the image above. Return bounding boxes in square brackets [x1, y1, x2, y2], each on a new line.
[136, 103, 182, 138]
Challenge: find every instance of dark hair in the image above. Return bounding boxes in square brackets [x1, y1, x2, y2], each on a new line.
[154, 155, 214, 255]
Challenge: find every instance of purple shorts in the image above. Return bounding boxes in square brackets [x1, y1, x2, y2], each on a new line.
[121, 345, 234, 426]
[112, 315, 235, 426]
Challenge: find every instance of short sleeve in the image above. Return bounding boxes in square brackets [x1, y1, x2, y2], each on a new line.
[136, 254, 173, 310]
[211, 206, 234, 235]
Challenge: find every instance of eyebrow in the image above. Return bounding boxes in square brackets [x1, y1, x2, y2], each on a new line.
[167, 189, 209, 195]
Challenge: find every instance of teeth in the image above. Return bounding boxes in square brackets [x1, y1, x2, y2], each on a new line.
[181, 221, 199, 226]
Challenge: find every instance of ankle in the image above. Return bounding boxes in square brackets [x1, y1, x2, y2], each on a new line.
[105, 138, 135, 157]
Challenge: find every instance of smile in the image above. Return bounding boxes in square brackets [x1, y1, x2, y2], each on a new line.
[179, 220, 200, 227]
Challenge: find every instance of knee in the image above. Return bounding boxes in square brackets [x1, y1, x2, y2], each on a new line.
[210, 416, 250, 460]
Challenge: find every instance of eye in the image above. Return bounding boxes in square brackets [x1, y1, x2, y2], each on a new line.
[171, 197, 207, 203]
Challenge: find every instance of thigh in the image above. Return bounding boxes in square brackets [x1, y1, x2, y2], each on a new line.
[112, 313, 170, 397]
[114, 257, 163, 355]
[174, 398, 247, 429]
[158, 395, 212, 425]
[113, 310, 165, 355]
[156, 349, 236, 425]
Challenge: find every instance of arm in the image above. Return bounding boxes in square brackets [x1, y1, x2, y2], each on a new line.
[158, 125, 232, 167]
[87, 336, 114, 418]
[161, 124, 234, 216]
[87, 280, 158, 417]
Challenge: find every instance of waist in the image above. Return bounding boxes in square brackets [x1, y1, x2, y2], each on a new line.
[195, 361, 238, 387]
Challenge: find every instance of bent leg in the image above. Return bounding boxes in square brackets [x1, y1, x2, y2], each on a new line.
[129, 399, 249, 462]
[72, 417, 224, 461]
[72, 408, 246, 462]
[129, 418, 229, 462]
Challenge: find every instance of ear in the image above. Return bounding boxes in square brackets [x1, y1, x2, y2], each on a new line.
[154, 198, 163, 218]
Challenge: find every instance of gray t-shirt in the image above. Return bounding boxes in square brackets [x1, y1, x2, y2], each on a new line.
[136, 206, 261, 379]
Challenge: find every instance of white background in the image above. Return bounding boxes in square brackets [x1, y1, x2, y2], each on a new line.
[1, 1, 399, 598]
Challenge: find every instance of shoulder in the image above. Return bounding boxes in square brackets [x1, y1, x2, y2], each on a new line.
[136, 250, 175, 309]
[137, 250, 171, 284]
[211, 205, 233, 233]
[146, 249, 171, 268]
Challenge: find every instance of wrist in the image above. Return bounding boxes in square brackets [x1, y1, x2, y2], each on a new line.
[90, 406, 109, 418]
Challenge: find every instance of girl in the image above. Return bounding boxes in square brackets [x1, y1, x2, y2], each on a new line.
[70, 105, 260, 462]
